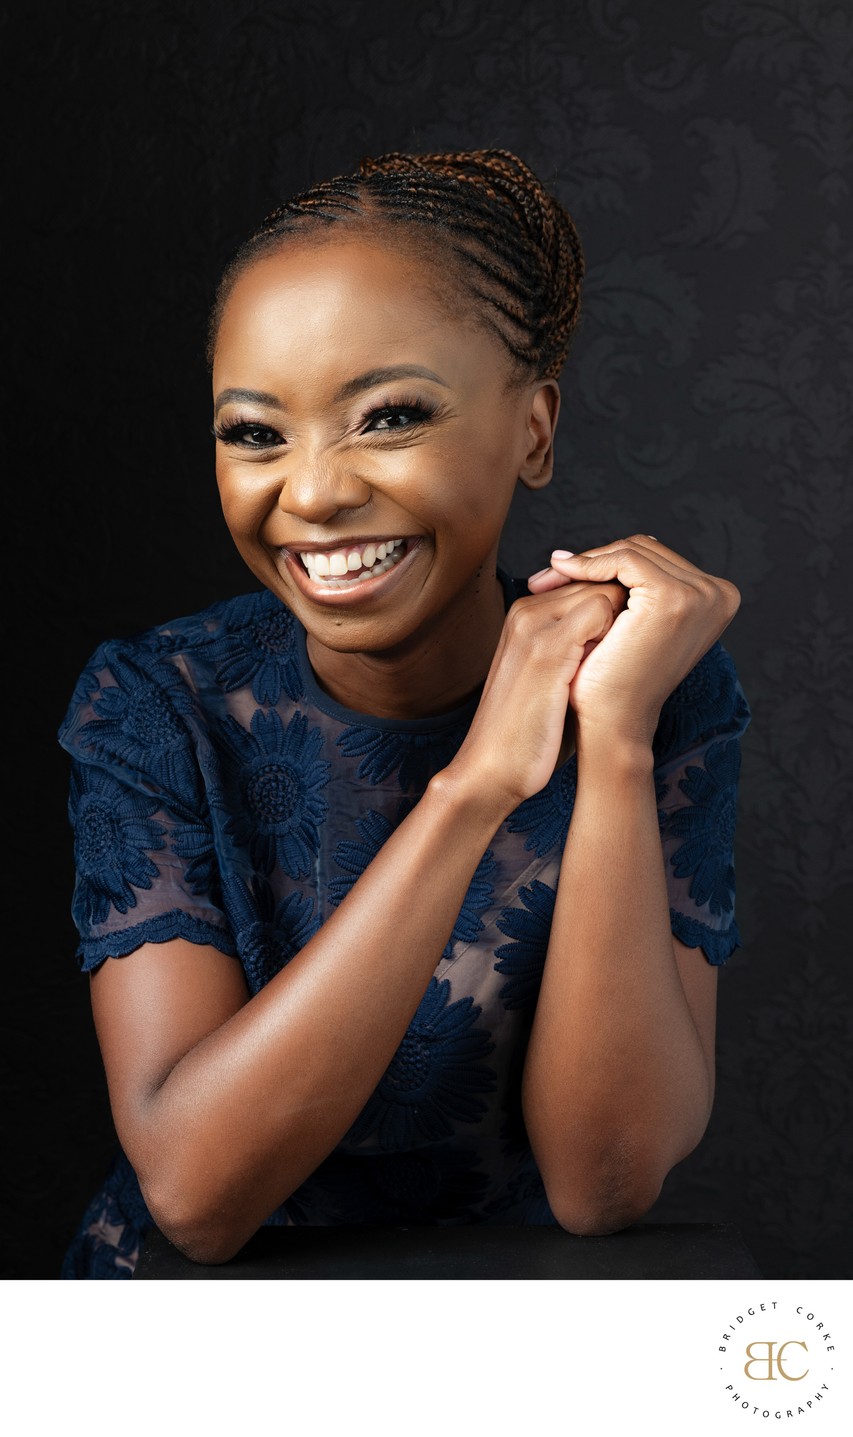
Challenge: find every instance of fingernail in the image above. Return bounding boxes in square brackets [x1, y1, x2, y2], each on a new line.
[646, 534, 658, 540]
[551, 549, 575, 559]
[528, 567, 551, 581]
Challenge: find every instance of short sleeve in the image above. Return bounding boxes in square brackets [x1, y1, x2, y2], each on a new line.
[653, 640, 751, 966]
[58, 640, 237, 973]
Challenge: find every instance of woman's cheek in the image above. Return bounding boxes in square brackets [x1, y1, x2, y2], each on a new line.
[217, 468, 275, 539]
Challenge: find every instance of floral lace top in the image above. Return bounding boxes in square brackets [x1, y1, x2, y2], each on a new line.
[57, 570, 751, 1278]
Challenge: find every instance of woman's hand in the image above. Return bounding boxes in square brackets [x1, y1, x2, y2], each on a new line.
[443, 576, 629, 810]
[527, 535, 741, 748]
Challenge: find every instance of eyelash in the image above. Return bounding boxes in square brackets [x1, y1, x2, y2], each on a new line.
[212, 394, 438, 450]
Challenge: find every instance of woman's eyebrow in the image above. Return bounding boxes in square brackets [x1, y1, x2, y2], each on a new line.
[334, 365, 450, 401]
[214, 387, 283, 417]
[213, 367, 449, 418]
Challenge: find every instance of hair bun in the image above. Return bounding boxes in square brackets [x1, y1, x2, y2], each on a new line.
[359, 148, 583, 379]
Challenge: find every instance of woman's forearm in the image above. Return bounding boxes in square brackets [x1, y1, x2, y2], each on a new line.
[520, 732, 714, 1234]
[144, 772, 509, 1264]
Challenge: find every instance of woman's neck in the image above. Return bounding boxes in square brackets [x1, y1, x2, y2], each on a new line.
[304, 571, 509, 720]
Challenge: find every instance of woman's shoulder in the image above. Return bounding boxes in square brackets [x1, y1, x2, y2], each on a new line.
[118, 588, 286, 659]
[653, 638, 751, 764]
[58, 588, 302, 744]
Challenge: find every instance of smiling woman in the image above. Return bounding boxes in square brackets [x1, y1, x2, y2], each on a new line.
[57, 148, 750, 1277]
[209, 231, 566, 710]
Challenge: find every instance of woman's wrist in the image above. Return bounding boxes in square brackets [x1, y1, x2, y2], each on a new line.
[427, 760, 517, 834]
[574, 721, 657, 780]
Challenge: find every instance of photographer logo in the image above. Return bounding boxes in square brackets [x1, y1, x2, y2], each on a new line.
[717, 1300, 837, 1421]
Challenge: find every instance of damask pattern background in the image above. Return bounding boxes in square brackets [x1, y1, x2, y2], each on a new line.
[6, 0, 851, 1278]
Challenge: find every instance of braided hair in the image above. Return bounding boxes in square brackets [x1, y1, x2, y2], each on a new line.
[207, 148, 584, 385]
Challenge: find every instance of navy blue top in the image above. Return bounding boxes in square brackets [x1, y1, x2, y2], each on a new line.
[57, 571, 751, 1277]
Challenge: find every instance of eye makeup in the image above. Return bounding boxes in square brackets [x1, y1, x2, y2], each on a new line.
[211, 393, 441, 450]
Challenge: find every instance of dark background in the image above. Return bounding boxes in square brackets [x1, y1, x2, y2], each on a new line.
[5, 0, 851, 1280]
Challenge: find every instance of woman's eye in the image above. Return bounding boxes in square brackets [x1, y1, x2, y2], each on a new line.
[213, 404, 433, 448]
[216, 422, 282, 449]
[364, 405, 431, 432]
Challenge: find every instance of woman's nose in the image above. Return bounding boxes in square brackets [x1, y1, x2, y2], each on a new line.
[279, 453, 372, 523]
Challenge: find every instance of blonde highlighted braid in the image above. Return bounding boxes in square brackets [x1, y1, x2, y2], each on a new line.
[207, 148, 584, 382]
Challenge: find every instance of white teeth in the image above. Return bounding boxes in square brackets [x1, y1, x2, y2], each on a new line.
[357, 557, 391, 580]
[298, 538, 409, 585]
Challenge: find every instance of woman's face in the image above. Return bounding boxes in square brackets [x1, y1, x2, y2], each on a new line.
[212, 234, 558, 661]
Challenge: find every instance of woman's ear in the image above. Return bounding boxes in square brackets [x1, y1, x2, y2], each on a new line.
[518, 379, 560, 491]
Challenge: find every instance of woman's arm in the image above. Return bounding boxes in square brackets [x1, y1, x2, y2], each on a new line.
[93, 774, 511, 1266]
[521, 534, 741, 1233]
[520, 729, 717, 1235]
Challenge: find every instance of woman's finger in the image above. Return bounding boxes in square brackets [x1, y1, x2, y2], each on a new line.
[548, 541, 707, 594]
[526, 564, 575, 592]
[529, 534, 704, 593]
[561, 534, 708, 581]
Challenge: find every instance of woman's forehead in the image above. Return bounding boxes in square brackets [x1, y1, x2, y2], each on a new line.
[213, 235, 493, 388]
[223, 233, 452, 323]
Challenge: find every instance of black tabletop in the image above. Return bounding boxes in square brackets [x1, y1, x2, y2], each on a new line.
[134, 1221, 762, 1280]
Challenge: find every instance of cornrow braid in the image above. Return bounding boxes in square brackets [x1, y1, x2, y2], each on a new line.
[207, 148, 584, 382]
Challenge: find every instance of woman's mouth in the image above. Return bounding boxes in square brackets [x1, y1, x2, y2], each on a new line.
[298, 537, 407, 587]
[279, 536, 420, 605]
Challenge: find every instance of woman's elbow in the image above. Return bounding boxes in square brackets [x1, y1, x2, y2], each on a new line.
[159, 1217, 248, 1267]
[552, 1202, 649, 1237]
[548, 1174, 663, 1237]
[141, 1174, 257, 1268]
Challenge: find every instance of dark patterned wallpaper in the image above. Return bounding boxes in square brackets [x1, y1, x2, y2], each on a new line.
[6, 0, 851, 1278]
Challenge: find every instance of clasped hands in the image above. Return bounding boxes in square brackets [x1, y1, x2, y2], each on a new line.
[448, 535, 741, 810]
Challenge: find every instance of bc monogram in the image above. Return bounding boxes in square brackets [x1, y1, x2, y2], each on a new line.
[742, 1341, 808, 1382]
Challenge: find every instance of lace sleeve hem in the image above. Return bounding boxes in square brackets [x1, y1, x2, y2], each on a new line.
[670, 909, 742, 967]
[77, 909, 238, 973]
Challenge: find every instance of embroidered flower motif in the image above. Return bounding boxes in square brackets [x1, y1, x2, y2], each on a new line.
[653, 641, 740, 760]
[75, 1203, 142, 1279]
[494, 879, 557, 1011]
[170, 815, 222, 908]
[70, 766, 166, 927]
[343, 977, 496, 1150]
[126, 623, 189, 658]
[328, 809, 403, 906]
[60, 1151, 154, 1280]
[284, 1146, 492, 1224]
[497, 1014, 535, 1155]
[224, 872, 320, 995]
[204, 599, 303, 704]
[215, 708, 330, 879]
[507, 758, 577, 857]
[662, 737, 740, 916]
[336, 723, 467, 791]
[74, 650, 200, 802]
[329, 807, 494, 957]
[446, 848, 496, 952]
[655, 771, 671, 823]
